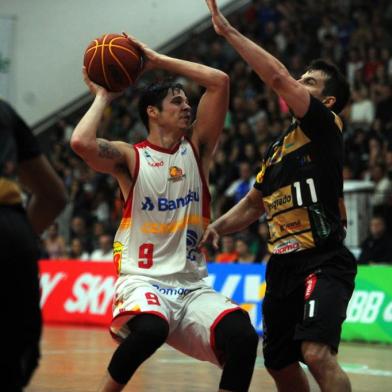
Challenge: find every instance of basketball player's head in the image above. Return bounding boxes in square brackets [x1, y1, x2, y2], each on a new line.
[298, 59, 350, 114]
[138, 81, 192, 133]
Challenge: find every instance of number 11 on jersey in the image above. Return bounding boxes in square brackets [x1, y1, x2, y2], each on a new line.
[293, 178, 318, 206]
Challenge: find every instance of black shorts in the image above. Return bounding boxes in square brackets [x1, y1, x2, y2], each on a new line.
[0, 206, 41, 390]
[262, 246, 356, 370]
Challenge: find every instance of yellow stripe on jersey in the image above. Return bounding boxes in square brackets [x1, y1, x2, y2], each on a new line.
[141, 214, 205, 235]
[258, 126, 311, 173]
[281, 126, 311, 157]
[267, 207, 312, 243]
[263, 185, 294, 217]
[119, 217, 132, 230]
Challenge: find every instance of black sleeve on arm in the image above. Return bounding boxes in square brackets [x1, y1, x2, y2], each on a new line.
[297, 95, 342, 144]
[2, 100, 42, 162]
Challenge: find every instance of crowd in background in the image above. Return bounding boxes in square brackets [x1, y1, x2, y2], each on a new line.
[38, 0, 392, 264]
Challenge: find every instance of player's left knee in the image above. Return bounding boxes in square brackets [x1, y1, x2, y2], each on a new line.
[302, 342, 335, 373]
[215, 310, 259, 360]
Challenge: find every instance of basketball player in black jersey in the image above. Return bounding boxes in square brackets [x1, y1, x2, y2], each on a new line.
[0, 99, 66, 391]
[201, 1, 356, 391]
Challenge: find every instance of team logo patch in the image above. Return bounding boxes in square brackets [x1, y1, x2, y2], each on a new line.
[273, 239, 300, 254]
[168, 166, 186, 182]
[113, 241, 123, 274]
[304, 273, 317, 300]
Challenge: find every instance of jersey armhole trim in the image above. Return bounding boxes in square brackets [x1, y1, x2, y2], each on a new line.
[123, 145, 140, 210]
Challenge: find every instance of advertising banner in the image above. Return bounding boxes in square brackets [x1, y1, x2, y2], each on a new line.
[39, 261, 266, 332]
[205, 263, 266, 334]
[342, 266, 392, 344]
[39, 260, 116, 326]
[39, 261, 392, 343]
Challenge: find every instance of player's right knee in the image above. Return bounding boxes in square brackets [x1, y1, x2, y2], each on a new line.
[128, 313, 169, 347]
[108, 314, 169, 385]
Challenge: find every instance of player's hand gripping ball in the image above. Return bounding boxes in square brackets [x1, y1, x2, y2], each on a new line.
[84, 33, 143, 92]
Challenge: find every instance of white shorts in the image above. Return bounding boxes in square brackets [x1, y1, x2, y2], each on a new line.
[110, 273, 241, 366]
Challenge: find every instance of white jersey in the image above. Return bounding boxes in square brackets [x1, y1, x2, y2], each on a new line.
[113, 137, 210, 278]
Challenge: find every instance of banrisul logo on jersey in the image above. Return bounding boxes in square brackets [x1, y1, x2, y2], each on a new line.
[141, 189, 200, 211]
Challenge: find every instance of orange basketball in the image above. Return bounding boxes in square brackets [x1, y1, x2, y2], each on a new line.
[83, 33, 143, 92]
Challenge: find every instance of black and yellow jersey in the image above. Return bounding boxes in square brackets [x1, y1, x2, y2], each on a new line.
[254, 96, 347, 255]
[0, 99, 41, 205]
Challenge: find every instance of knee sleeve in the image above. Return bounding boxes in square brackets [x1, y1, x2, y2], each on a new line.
[108, 314, 169, 385]
[215, 310, 259, 392]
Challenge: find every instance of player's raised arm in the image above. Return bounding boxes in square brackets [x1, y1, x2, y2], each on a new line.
[70, 68, 130, 176]
[205, 0, 309, 118]
[125, 34, 229, 160]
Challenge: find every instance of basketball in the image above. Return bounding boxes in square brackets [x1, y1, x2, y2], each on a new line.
[83, 33, 143, 92]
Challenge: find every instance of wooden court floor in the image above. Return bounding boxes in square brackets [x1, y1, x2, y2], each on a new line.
[27, 325, 392, 392]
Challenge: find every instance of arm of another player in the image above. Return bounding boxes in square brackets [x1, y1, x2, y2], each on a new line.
[18, 155, 67, 235]
[125, 34, 229, 158]
[70, 68, 130, 175]
[200, 188, 265, 249]
[205, 0, 310, 118]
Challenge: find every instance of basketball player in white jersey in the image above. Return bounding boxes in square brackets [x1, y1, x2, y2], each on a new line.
[71, 35, 258, 392]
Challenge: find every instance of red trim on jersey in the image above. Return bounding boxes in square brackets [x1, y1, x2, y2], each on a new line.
[186, 137, 211, 220]
[137, 139, 182, 154]
[209, 307, 242, 365]
[110, 310, 168, 342]
[122, 145, 140, 217]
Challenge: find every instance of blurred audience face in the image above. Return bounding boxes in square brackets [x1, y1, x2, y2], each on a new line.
[370, 164, 386, 183]
[239, 162, 252, 180]
[235, 239, 250, 256]
[70, 238, 84, 257]
[221, 235, 235, 252]
[370, 217, 386, 239]
[99, 234, 113, 253]
[93, 222, 105, 237]
[258, 222, 270, 241]
[386, 151, 392, 169]
[71, 216, 86, 235]
[47, 222, 59, 238]
[343, 165, 354, 180]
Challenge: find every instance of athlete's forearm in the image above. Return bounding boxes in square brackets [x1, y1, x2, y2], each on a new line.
[222, 27, 290, 89]
[71, 95, 108, 152]
[154, 54, 228, 90]
[211, 193, 264, 236]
